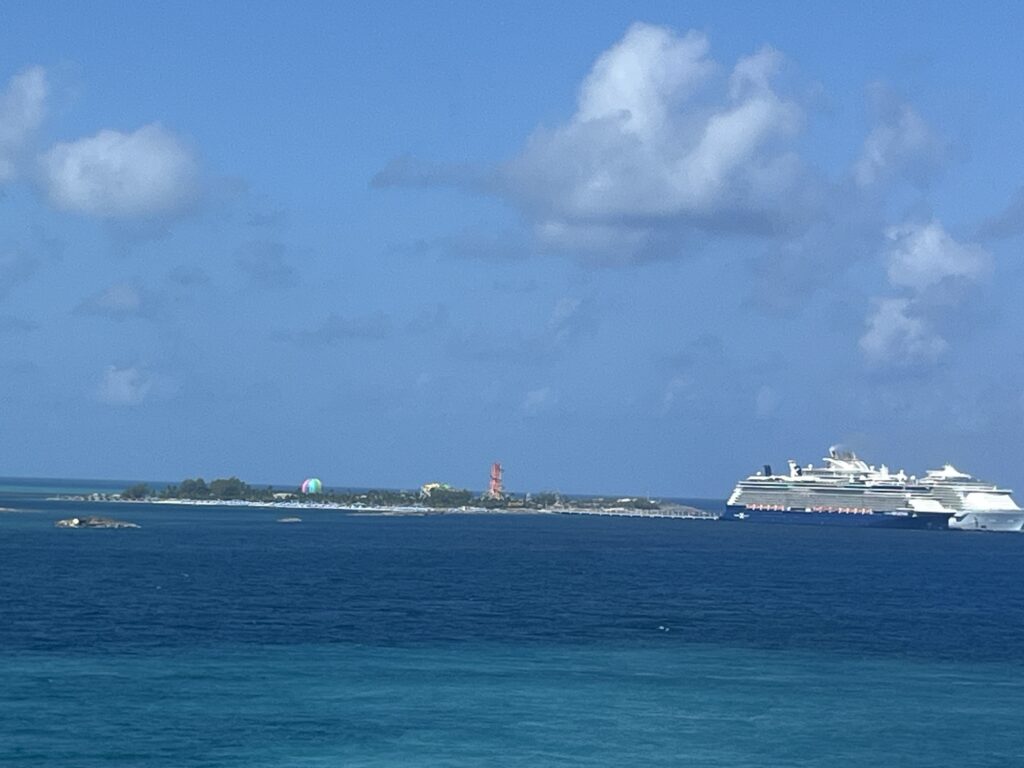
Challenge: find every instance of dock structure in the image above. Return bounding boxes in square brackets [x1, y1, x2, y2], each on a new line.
[552, 505, 719, 520]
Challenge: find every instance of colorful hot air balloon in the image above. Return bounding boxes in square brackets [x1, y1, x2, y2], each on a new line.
[301, 477, 323, 494]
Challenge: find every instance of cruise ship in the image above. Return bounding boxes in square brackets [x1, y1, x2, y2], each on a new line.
[725, 447, 1023, 531]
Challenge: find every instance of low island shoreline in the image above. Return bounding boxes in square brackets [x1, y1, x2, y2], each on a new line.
[56, 495, 718, 520]
[53, 476, 719, 520]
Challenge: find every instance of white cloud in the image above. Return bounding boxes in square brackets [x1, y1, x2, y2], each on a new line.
[0, 66, 47, 182]
[97, 365, 154, 406]
[885, 220, 989, 294]
[41, 123, 198, 218]
[576, 25, 712, 140]
[854, 89, 945, 188]
[375, 24, 808, 263]
[502, 25, 803, 254]
[860, 298, 947, 366]
[860, 221, 988, 367]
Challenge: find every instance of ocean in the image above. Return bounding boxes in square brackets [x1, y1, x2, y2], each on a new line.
[1, 481, 1022, 766]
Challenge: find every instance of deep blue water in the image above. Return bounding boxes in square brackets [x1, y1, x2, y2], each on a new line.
[1, 485, 1023, 766]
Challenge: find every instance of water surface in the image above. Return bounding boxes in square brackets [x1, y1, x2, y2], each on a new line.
[1, 485, 1021, 766]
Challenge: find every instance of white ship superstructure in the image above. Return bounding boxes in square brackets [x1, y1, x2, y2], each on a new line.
[726, 447, 1023, 531]
[922, 465, 1024, 532]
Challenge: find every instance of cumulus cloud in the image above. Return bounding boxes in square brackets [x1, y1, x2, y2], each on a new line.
[0, 66, 47, 182]
[575, 26, 713, 139]
[884, 220, 989, 294]
[96, 364, 178, 406]
[375, 22, 962, 289]
[378, 23, 808, 262]
[97, 365, 154, 406]
[860, 297, 947, 366]
[506, 28, 804, 254]
[75, 282, 158, 320]
[854, 86, 946, 188]
[860, 221, 988, 367]
[41, 123, 198, 218]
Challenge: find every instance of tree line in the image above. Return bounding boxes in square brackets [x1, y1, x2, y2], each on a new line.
[118, 479, 663, 510]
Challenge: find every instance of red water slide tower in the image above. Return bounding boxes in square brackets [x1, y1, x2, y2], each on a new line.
[487, 462, 504, 499]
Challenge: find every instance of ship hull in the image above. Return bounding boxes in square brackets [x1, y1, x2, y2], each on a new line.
[948, 513, 1024, 532]
[724, 506, 951, 530]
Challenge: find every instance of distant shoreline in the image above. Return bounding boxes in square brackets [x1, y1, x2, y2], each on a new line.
[52, 495, 719, 520]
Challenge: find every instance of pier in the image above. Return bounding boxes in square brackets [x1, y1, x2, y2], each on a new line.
[552, 505, 719, 520]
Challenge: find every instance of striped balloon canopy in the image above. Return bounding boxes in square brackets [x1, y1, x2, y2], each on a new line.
[301, 477, 323, 494]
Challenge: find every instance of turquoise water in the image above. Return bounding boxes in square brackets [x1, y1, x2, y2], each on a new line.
[2, 487, 1022, 766]
[5, 645, 1020, 766]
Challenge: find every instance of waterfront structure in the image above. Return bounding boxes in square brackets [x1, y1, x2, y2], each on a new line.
[485, 462, 504, 500]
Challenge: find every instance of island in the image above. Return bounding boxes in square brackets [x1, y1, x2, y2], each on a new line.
[64, 476, 717, 520]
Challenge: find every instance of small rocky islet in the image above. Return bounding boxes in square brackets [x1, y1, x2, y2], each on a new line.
[54, 515, 140, 529]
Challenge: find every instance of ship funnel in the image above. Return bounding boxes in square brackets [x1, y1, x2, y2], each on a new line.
[763, 464, 772, 477]
[788, 459, 798, 477]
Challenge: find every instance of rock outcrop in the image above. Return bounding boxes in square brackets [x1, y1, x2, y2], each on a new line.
[55, 515, 140, 529]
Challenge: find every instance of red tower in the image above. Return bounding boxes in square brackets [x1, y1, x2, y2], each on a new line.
[487, 462, 504, 499]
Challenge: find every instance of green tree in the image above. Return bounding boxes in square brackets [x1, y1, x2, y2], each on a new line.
[209, 477, 247, 500]
[425, 487, 473, 507]
[178, 477, 209, 498]
[121, 483, 151, 500]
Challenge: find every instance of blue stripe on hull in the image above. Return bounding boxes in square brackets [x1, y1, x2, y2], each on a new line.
[724, 506, 950, 530]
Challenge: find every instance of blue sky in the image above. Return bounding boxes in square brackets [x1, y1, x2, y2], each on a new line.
[2, 2, 1024, 496]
